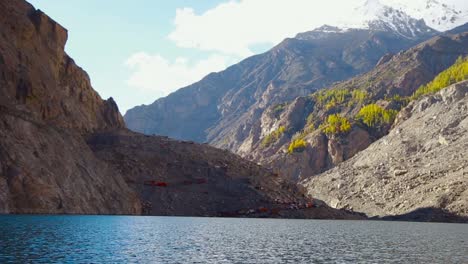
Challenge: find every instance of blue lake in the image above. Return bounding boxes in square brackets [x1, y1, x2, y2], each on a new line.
[0, 215, 467, 263]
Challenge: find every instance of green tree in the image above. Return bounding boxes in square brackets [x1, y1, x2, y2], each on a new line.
[413, 56, 468, 99]
[288, 139, 307, 154]
[356, 104, 398, 128]
[351, 90, 368, 104]
[313, 89, 351, 108]
[320, 114, 352, 135]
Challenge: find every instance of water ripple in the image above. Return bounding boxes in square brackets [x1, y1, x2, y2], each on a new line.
[0, 216, 466, 263]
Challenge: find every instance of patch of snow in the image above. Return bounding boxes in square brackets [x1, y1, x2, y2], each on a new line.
[318, 0, 437, 39]
[300, 0, 467, 40]
[380, 0, 468, 31]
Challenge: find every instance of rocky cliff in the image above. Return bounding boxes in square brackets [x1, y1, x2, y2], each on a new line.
[0, 1, 124, 132]
[0, 0, 138, 214]
[0, 106, 140, 214]
[0, 0, 360, 219]
[302, 81, 468, 222]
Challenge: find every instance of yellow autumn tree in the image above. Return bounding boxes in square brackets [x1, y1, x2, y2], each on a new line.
[320, 114, 352, 135]
[356, 104, 398, 128]
[413, 56, 468, 99]
[288, 139, 307, 154]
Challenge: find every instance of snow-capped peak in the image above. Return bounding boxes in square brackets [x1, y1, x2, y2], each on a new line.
[380, 0, 468, 31]
[305, 0, 438, 39]
[366, 2, 438, 38]
[348, 0, 438, 38]
[296, 0, 467, 40]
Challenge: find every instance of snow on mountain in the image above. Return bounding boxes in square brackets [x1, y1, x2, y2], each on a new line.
[358, 0, 438, 38]
[381, 0, 468, 31]
[307, 0, 438, 39]
[309, 0, 467, 37]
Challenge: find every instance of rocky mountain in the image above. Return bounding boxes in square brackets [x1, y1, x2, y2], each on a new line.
[302, 80, 468, 222]
[125, 5, 438, 154]
[0, 0, 138, 214]
[246, 32, 468, 182]
[0, 0, 361, 219]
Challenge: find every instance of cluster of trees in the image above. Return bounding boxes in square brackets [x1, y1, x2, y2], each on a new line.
[261, 126, 286, 147]
[413, 56, 468, 99]
[313, 89, 368, 110]
[356, 104, 398, 128]
[319, 114, 352, 135]
[314, 89, 349, 105]
[264, 57, 468, 155]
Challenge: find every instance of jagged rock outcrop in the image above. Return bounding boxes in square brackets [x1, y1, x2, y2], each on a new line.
[0, 1, 124, 132]
[302, 81, 468, 222]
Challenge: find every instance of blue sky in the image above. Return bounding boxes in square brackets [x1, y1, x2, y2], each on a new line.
[27, 0, 468, 113]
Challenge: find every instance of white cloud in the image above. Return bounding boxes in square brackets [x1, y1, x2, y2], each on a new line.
[168, 0, 363, 57]
[169, 0, 468, 56]
[125, 52, 230, 97]
[124, 0, 468, 99]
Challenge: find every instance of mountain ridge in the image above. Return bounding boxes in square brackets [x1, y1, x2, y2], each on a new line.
[245, 32, 468, 183]
[125, 12, 438, 148]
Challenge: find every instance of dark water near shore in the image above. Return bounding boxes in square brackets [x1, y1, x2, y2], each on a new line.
[0, 216, 466, 263]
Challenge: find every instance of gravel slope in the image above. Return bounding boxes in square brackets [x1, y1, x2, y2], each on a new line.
[302, 81, 468, 222]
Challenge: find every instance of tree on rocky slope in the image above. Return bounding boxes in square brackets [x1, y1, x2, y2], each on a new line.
[356, 104, 398, 129]
[413, 56, 468, 99]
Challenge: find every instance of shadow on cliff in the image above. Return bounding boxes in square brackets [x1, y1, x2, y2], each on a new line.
[376, 207, 468, 223]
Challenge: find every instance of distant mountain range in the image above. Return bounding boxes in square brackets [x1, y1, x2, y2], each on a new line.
[125, 1, 447, 147]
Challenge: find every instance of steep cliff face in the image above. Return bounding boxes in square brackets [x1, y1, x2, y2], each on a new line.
[0, 0, 138, 214]
[302, 81, 468, 222]
[0, 0, 124, 133]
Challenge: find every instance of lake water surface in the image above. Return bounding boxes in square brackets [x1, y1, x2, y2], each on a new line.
[0, 215, 466, 263]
